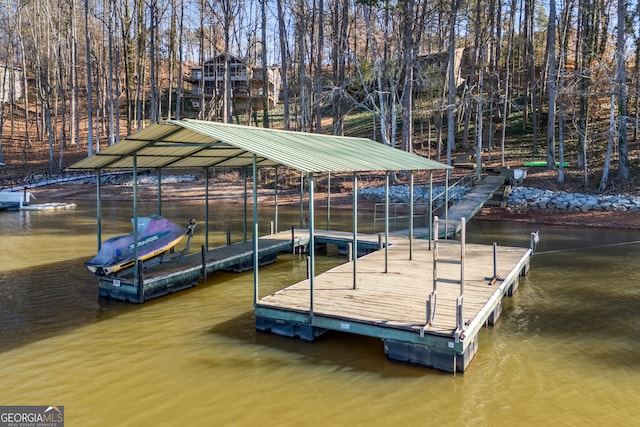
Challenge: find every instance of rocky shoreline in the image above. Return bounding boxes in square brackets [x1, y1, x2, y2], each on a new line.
[506, 187, 640, 212]
[357, 184, 640, 213]
[356, 183, 640, 230]
[358, 185, 468, 205]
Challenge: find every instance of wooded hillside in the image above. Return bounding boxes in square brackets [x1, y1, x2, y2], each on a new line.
[0, 0, 639, 192]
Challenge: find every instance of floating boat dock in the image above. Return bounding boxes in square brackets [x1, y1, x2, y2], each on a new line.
[0, 189, 76, 211]
[256, 229, 531, 373]
[65, 120, 534, 373]
[0, 189, 34, 211]
[21, 202, 77, 211]
[97, 229, 382, 303]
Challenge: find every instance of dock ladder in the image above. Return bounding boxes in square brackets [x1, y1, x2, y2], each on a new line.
[426, 216, 466, 341]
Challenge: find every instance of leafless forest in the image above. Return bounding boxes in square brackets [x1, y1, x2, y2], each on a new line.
[1, 0, 639, 191]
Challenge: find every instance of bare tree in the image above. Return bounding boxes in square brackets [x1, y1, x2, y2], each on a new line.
[276, 0, 290, 129]
[446, 0, 462, 170]
[556, 0, 575, 183]
[85, 0, 95, 155]
[616, 0, 629, 183]
[400, 0, 430, 154]
[261, 0, 270, 128]
[149, 0, 158, 124]
[294, 0, 311, 131]
[221, 0, 233, 123]
[175, 0, 184, 120]
[329, 0, 349, 135]
[576, 0, 609, 188]
[117, 0, 135, 134]
[524, 0, 539, 154]
[500, 0, 518, 167]
[314, 0, 324, 133]
[601, 77, 615, 190]
[135, 0, 146, 130]
[546, 0, 558, 170]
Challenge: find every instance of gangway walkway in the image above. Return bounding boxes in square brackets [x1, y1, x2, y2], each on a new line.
[392, 174, 505, 239]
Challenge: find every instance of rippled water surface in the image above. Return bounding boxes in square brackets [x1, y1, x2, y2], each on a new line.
[1, 199, 639, 426]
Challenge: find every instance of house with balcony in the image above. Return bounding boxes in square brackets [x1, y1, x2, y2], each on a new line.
[185, 54, 281, 116]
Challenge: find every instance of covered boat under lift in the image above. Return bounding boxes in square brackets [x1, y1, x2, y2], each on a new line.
[68, 119, 452, 301]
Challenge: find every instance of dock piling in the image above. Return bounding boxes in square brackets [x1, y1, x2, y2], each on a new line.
[137, 260, 145, 303]
[456, 295, 464, 332]
[493, 242, 497, 278]
[201, 245, 207, 282]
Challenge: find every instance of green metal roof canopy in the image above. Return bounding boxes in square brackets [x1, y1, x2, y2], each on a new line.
[67, 119, 451, 173]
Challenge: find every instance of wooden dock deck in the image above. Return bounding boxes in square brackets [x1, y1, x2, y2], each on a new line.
[255, 236, 531, 372]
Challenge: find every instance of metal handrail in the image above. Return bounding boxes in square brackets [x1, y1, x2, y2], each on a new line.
[373, 202, 430, 233]
[372, 174, 475, 233]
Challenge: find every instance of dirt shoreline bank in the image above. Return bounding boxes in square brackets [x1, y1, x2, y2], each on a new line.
[476, 207, 640, 230]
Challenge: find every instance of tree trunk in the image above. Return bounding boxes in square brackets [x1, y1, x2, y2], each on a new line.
[167, 0, 177, 121]
[276, 0, 289, 129]
[261, 0, 270, 128]
[85, 0, 94, 155]
[107, 0, 116, 145]
[446, 0, 461, 170]
[558, 98, 565, 183]
[500, 0, 517, 167]
[149, 0, 157, 124]
[297, 1, 310, 132]
[0, 69, 7, 164]
[616, 0, 629, 183]
[557, 0, 572, 183]
[331, 0, 349, 136]
[600, 84, 615, 190]
[69, 0, 77, 148]
[198, 0, 205, 120]
[223, 0, 232, 123]
[135, 0, 146, 130]
[476, 46, 485, 181]
[400, 0, 415, 153]
[176, 0, 184, 120]
[118, 0, 134, 134]
[546, 0, 557, 170]
[314, 0, 323, 133]
[525, 0, 538, 154]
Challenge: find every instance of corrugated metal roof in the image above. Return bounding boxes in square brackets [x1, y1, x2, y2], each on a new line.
[67, 119, 451, 173]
